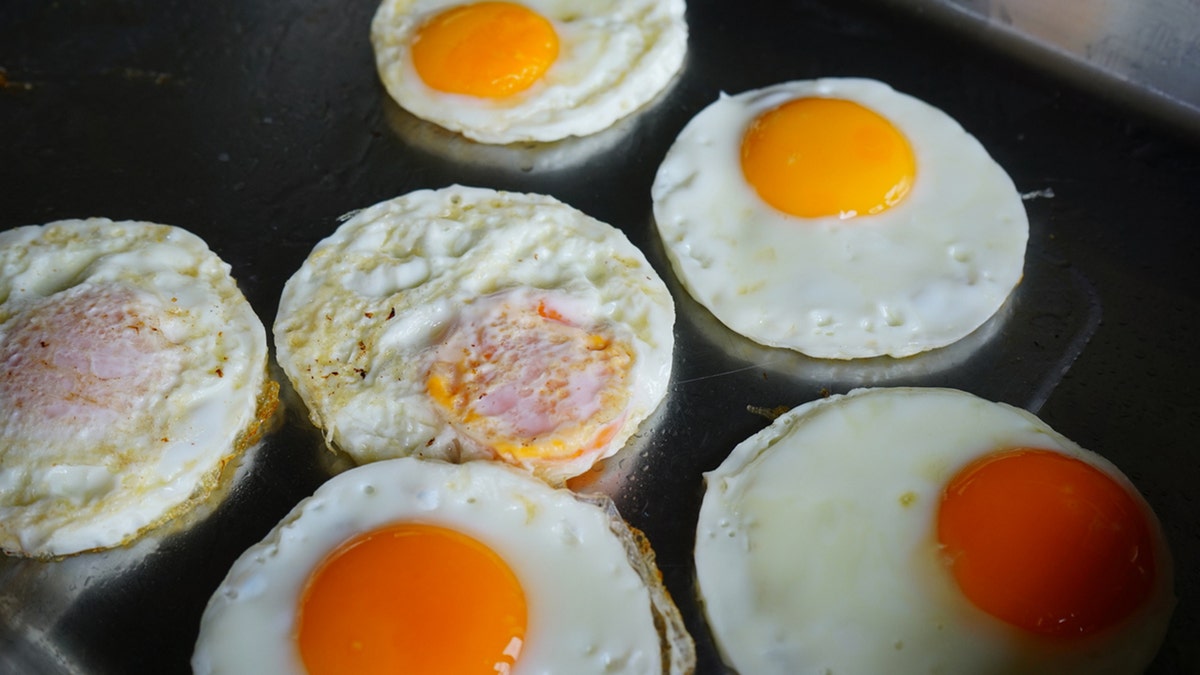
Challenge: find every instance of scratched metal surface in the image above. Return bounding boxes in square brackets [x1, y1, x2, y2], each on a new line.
[1, 0, 1198, 672]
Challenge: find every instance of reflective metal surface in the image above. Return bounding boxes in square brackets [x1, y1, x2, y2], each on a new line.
[2, 0, 1198, 673]
[878, 0, 1200, 136]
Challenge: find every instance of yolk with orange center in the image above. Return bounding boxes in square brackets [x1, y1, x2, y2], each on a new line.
[411, 1, 559, 98]
[296, 523, 527, 675]
[937, 448, 1157, 637]
[740, 97, 916, 219]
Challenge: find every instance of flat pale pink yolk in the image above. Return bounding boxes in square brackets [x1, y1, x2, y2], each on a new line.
[740, 97, 916, 219]
[938, 448, 1158, 638]
[297, 523, 527, 675]
[0, 285, 181, 440]
[411, 1, 559, 98]
[426, 295, 632, 467]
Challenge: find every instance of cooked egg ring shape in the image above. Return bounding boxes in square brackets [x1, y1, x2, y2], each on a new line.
[0, 218, 274, 558]
[192, 457, 695, 674]
[652, 78, 1029, 359]
[695, 387, 1174, 675]
[273, 185, 675, 485]
[370, 0, 688, 143]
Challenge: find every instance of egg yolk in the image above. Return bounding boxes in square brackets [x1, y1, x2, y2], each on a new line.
[938, 448, 1157, 638]
[296, 523, 526, 675]
[411, 1, 559, 98]
[740, 97, 916, 219]
[426, 294, 632, 467]
[0, 285, 182, 440]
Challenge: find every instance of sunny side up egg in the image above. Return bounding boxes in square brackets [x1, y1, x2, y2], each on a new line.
[652, 78, 1029, 359]
[370, 0, 688, 143]
[694, 387, 1174, 674]
[273, 185, 675, 485]
[192, 456, 695, 674]
[0, 218, 276, 558]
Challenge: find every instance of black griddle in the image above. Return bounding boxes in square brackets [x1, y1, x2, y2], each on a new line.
[2, 1, 1198, 673]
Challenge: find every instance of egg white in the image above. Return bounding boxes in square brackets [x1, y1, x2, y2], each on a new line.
[694, 387, 1174, 674]
[273, 185, 675, 484]
[652, 78, 1028, 359]
[0, 218, 273, 558]
[192, 456, 694, 674]
[370, 0, 688, 144]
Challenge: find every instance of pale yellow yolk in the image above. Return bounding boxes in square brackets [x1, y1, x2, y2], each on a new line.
[740, 97, 916, 218]
[411, 1, 559, 98]
[426, 296, 632, 466]
[938, 448, 1158, 638]
[0, 285, 182, 441]
[297, 523, 527, 675]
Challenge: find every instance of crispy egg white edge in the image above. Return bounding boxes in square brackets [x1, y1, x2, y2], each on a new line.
[0, 218, 270, 557]
[273, 185, 675, 483]
[191, 457, 669, 674]
[694, 387, 1174, 675]
[651, 78, 1030, 359]
[370, 0, 688, 143]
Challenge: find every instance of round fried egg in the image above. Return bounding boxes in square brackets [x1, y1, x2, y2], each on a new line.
[192, 456, 695, 674]
[652, 78, 1028, 359]
[0, 218, 275, 558]
[694, 387, 1174, 674]
[370, 0, 688, 144]
[273, 185, 675, 484]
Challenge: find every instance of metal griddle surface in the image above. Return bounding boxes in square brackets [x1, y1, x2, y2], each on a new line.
[2, 1, 1198, 672]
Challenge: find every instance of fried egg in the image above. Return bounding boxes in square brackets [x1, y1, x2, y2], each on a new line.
[192, 456, 695, 674]
[273, 185, 674, 484]
[370, 0, 688, 144]
[694, 387, 1174, 674]
[652, 78, 1028, 359]
[0, 218, 275, 558]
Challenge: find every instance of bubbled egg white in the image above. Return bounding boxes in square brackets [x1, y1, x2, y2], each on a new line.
[370, 0, 688, 144]
[694, 387, 1174, 674]
[652, 78, 1029, 359]
[0, 218, 275, 558]
[273, 185, 675, 485]
[192, 456, 695, 674]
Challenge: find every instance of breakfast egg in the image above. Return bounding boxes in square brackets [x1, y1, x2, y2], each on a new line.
[694, 387, 1174, 674]
[370, 0, 688, 144]
[192, 456, 695, 674]
[0, 218, 275, 558]
[273, 185, 675, 485]
[652, 78, 1028, 359]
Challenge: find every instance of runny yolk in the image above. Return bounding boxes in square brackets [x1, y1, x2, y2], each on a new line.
[296, 523, 527, 675]
[411, 1, 559, 98]
[426, 294, 632, 467]
[937, 448, 1157, 637]
[740, 97, 916, 219]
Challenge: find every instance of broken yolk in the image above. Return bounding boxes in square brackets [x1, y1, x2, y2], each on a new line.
[937, 448, 1158, 637]
[426, 294, 632, 468]
[297, 523, 526, 675]
[411, 1, 559, 98]
[740, 97, 915, 219]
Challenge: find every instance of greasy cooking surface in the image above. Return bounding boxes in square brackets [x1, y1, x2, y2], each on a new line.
[1, 0, 1197, 672]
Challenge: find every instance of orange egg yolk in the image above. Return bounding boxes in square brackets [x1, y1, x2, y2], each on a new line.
[411, 1, 559, 98]
[426, 295, 632, 466]
[296, 523, 527, 675]
[937, 448, 1157, 637]
[740, 97, 916, 219]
